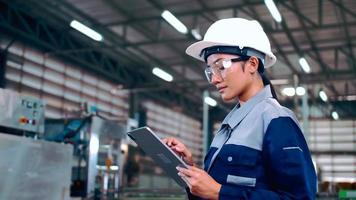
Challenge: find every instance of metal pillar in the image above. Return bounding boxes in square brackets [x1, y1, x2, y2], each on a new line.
[293, 74, 299, 114]
[301, 86, 310, 143]
[202, 90, 209, 163]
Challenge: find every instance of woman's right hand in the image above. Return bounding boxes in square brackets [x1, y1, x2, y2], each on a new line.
[162, 137, 194, 166]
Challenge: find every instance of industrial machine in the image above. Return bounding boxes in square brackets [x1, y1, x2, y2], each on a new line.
[45, 115, 127, 199]
[0, 88, 45, 134]
[0, 133, 73, 200]
[0, 89, 73, 200]
[0, 89, 127, 199]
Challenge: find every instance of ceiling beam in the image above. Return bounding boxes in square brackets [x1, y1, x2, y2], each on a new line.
[103, 0, 205, 104]
[241, 0, 298, 75]
[298, 70, 355, 84]
[328, 0, 356, 19]
[336, 0, 356, 73]
[289, 1, 331, 75]
[0, 2, 146, 85]
[102, 1, 261, 27]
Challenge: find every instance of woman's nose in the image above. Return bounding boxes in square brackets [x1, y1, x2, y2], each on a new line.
[211, 73, 222, 85]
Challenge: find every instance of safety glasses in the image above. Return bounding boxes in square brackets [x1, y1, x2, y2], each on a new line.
[204, 56, 249, 83]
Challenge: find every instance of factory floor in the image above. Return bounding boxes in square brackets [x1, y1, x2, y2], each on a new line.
[119, 197, 185, 200]
[87, 187, 187, 200]
[118, 188, 186, 200]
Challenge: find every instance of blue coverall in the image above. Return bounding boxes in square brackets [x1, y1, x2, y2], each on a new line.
[188, 85, 317, 199]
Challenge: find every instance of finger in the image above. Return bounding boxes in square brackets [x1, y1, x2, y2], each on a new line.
[188, 166, 201, 172]
[172, 146, 184, 153]
[176, 167, 195, 177]
[165, 138, 174, 146]
[178, 173, 192, 189]
[170, 138, 181, 146]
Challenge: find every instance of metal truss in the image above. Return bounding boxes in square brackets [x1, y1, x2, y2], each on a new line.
[0, 1, 204, 119]
[0, 1, 149, 85]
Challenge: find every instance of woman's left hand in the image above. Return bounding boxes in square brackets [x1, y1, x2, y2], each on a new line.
[177, 166, 221, 200]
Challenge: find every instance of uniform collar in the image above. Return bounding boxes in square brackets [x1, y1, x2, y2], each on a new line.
[221, 85, 273, 130]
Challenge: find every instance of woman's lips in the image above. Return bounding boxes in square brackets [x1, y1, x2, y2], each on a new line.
[218, 86, 227, 93]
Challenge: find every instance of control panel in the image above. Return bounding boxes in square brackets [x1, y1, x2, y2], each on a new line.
[0, 89, 45, 133]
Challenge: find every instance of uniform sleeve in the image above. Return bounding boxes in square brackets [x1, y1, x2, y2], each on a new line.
[218, 117, 317, 200]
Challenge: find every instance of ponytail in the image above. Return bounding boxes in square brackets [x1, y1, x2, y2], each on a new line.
[258, 59, 278, 100]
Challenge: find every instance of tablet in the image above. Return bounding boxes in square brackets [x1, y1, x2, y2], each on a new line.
[127, 126, 189, 188]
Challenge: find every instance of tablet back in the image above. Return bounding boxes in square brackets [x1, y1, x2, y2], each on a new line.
[127, 126, 188, 188]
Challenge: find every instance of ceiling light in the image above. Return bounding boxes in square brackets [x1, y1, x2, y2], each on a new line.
[282, 87, 295, 97]
[296, 86, 306, 96]
[319, 90, 328, 102]
[110, 165, 119, 170]
[152, 67, 173, 82]
[161, 10, 188, 34]
[264, 0, 282, 23]
[89, 134, 99, 155]
[346, 95, 356, 101]
[332, 111, 339, 120]
[324, 177, 354, 183]
[298, 57, 311, 73]
[70, 20, 103, 41]
[191, 29, 202, 40]
[270, 79, 289, 85]
[204, 96, 217, 107]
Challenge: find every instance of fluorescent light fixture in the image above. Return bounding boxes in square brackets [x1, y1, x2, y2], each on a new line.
[96, 165, 119, 170]
[204, 96, 217, 107]
[110, 165, 119, 170]
[336, 95, 356, 101]
[70, 20, 103, 41]
[332, 111, 339, 120]
[324, 177, 355, 183]
[282, 87, 295, 97]
[296, 86, 306, 96]
[161, 10, 188, 34]
[191, 29, 202, 40]
[271, 79, 289, 85]
[264, 0, 282, 23]
[346, 95, 356, 101]
[152, 67, 173, 82]
[298, 57, 311, 73]
[319, 90, 328, 102]
[89, 134, 99, 155]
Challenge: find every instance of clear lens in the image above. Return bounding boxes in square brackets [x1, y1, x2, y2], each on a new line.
[204, 57, 247, 83]
[204, 66, 222, 83]
[222, 60, 232, 69]
[204, 68, 213, 83]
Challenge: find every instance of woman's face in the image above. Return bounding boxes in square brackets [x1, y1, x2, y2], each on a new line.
[206, 53, 250, 102]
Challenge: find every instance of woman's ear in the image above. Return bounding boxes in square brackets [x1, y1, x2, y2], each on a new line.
[248, 56, 259, 74]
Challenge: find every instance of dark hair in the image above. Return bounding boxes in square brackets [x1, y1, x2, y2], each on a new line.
[258, 60, 278, 100]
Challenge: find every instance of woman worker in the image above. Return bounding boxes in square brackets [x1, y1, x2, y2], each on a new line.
[163, 18, 317, 200]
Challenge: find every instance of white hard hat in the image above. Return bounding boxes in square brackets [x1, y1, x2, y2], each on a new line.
[186, 18, 277, 68]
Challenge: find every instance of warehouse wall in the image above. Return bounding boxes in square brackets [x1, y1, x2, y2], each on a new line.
[309, 119, 356, 183]
[1, 39, 129, 120]
[143, 101, 203, 166]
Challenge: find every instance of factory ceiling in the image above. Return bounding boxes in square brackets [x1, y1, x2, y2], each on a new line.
[1, 0, 356, 120]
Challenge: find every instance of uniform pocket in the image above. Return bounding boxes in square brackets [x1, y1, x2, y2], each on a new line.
[216, 145, 261, 180]
[220, 148, 258, 167]
[226, 174, 256, 187]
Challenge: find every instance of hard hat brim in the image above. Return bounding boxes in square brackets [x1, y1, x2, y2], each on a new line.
[185, 40, 276, 68]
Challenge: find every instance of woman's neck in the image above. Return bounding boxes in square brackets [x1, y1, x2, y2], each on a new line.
[238, 80, 264, 105]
